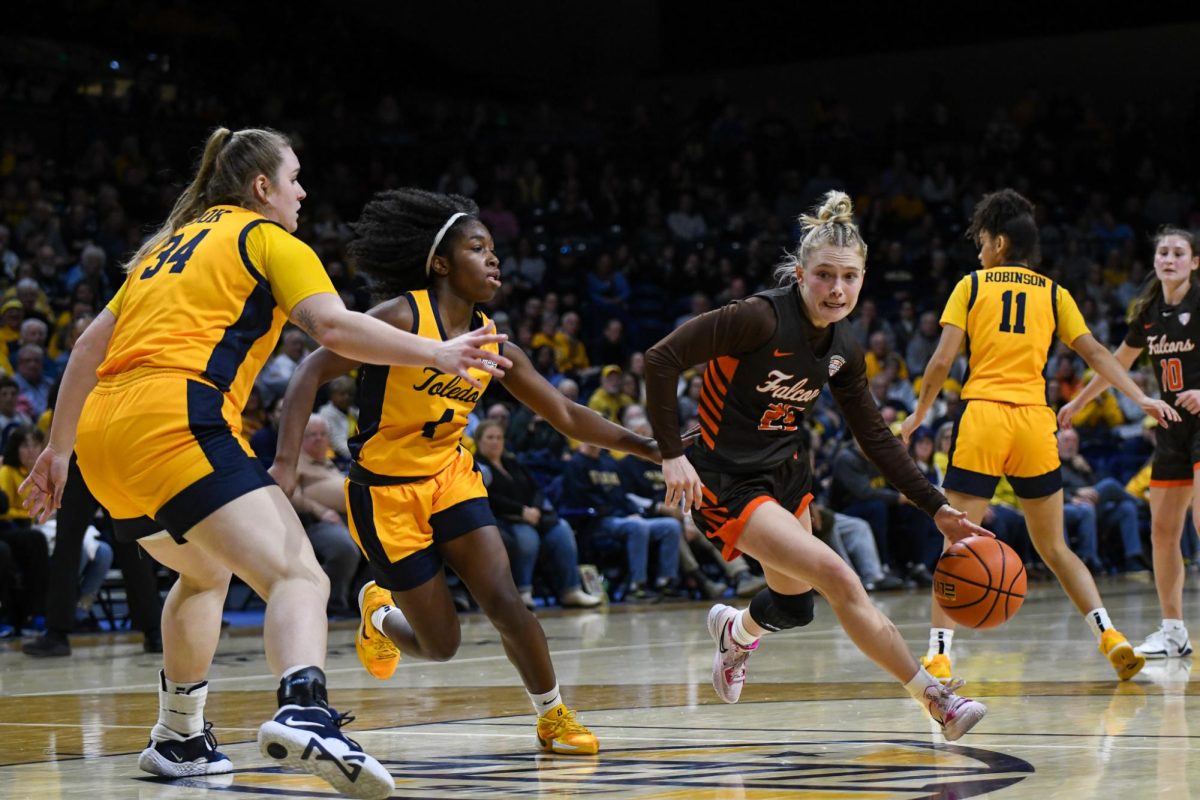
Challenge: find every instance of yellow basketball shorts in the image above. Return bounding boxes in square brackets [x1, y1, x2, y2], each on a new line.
[943, 399, 1062, 500]
[75, 369, 273, 543]
[344, 446, 495, 591]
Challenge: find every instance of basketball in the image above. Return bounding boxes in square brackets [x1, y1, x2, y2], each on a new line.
[934, 536, 1027, 629]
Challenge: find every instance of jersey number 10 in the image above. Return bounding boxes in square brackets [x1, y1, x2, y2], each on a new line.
[998, 290, 1027, 334]
[1161, 357, 1184, 392]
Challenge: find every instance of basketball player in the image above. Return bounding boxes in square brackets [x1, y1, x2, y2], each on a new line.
[1059, 227, 1198, 661]
[20, 128, 508, 799]
[272, 188, 666, 757]
[900, 190, 1178, 684]
[645, 191, 992, 741]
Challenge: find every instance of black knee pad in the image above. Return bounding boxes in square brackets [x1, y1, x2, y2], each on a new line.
[748, 588, 815, 632]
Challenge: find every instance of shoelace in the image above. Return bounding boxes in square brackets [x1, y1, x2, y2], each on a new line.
[329, 708, 362, 750]
[548, 708, 590, 735]
[926, 678, 968, 722]
[202, 721, 220, 752]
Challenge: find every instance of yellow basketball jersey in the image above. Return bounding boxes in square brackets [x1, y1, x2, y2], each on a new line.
[941, 265, 1089, 406]
[101, 205, 335, 415]
[351, 289, 502, 478]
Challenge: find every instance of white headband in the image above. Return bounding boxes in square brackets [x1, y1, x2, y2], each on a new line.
[425, 212, 468, 276]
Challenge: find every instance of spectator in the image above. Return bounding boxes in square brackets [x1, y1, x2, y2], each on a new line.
[258, 328, 312, 403]
[317, 374, 358, 462]
[473, 419, 600, 610]
[830, 437, 939, 586]
[587, 365, 633, 424]
[666, 193, 708, 241]
[500, 237, 548, 291]
[554, 311, 591, 375]
[1058, 428, 1147, 573]
[0, 425, 49, 633]
[905, 311, 941, 376]
[864, 331, 907, 380]
[809, 500, 903, 591]
[288, 415, 364, 617]
[562, 442, 680, 600]
[590, 318, 629, 367]
[13, 344, 53, 417]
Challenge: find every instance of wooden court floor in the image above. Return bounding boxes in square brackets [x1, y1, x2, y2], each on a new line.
[0, 575, 1196, 799]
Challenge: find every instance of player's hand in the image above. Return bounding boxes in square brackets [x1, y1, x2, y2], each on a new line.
[268, 462, 299, 496]
[1056, 399, 1081, 429]
[898, 413, 921, 445]
[933, 504, 994, 544]
[1143, 396, 1181, 427]
[1175, 389, 1200, 416]
[663, 455, 704, 512]
[434, 322, 512, 390]
[319, 508, 342, 525]
[19, 444, 70, 524]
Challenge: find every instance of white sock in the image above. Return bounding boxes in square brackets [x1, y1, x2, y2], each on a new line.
[927, 628, 954, 659]
[1163, 618, 1186, 633]
[152, 670, 207, 741]
[529, 684, 562, 715]
[371, 604, 399, 635]
[903, 667, 939, 704]
[731, 609, 763, 647]
[1085, 608, 1113, 641]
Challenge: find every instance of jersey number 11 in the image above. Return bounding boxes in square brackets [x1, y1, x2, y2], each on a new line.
[998, 290, 1027, 334]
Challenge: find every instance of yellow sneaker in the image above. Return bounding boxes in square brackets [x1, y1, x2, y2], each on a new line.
[1100, 629, 1145, 681]
[356, 581, 401, 680]
[921, 653, 953, 683]
[536, 704, 599, 755]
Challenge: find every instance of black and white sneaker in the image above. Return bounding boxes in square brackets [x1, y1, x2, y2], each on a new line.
[258, 704, 394, 799]
[138, 722, 234, 777]
[1134, 626, 1193, 659]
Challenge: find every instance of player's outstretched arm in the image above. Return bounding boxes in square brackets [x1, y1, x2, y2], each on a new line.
[500, 344, 658, 461]
[20, 308, 117, 522]
[269, 345, 359, 495]
[1057, 342, 1141, 428]
[1071, 333, 1178, 427]
[900, 323, 963, 445]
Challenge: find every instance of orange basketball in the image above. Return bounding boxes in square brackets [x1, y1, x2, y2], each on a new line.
[933, 536, 1026, 629]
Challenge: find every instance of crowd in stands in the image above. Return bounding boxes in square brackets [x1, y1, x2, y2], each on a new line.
[1, 53, 1199, 634]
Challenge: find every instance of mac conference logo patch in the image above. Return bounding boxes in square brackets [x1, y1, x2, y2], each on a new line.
[828, 354, 846, 376]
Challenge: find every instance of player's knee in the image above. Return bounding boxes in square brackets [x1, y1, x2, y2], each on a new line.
[748, 587, 815, 632]
[423, 628, 462, 661]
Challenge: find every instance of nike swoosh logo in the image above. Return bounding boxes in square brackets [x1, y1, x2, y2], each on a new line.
[719, 622, 729, 654]
[774, 349, 794, 358]
[552, 741, 582, 751]
[282, 716, 329, 730]
[361, 621, 370, 640]
[1144, 323, 1154, 329]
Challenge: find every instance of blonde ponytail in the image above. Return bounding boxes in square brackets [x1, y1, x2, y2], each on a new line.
[124, 126, 289, 272]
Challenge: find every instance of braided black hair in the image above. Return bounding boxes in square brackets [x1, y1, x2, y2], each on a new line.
[966, 188, 1040, 265]
[347, 188, 479, 297]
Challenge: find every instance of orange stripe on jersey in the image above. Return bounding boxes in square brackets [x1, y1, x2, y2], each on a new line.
[1150, 478, 1193, 488]
[701, 485, 719, 503]
[703, 364, 726, 399]
[713, 356, 739, 388]
[700, 371, 724, 410]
